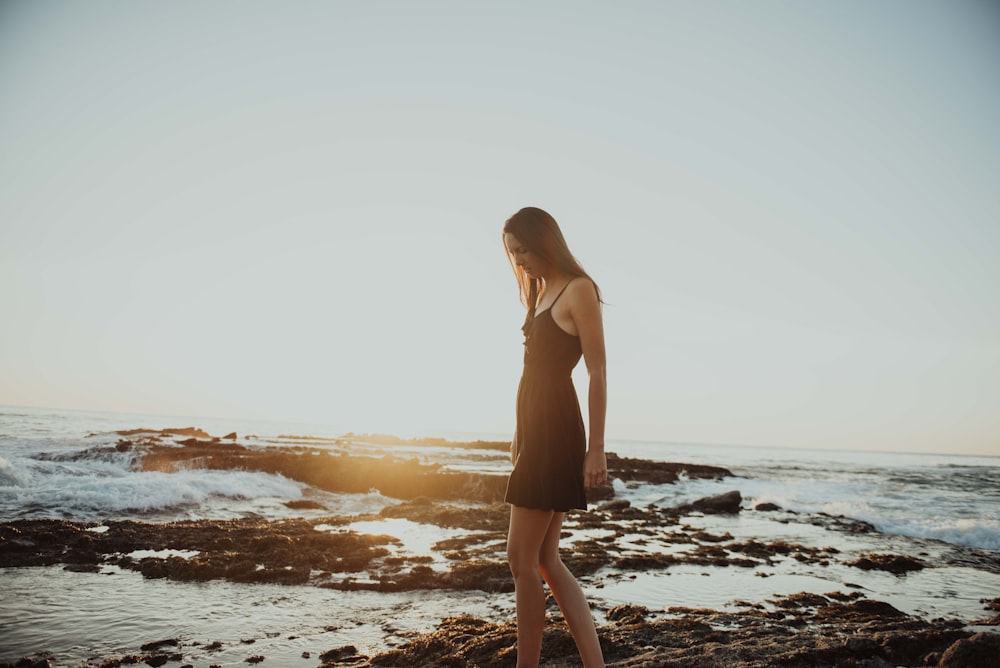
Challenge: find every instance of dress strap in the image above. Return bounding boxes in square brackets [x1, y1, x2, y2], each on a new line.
[548, 277, 576, 308]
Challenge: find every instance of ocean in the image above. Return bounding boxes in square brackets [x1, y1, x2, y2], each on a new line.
[1, 405, 998, 665]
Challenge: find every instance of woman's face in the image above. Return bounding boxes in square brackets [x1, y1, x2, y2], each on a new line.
[504, 232, 544, 279]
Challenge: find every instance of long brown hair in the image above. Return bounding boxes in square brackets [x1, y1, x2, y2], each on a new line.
[503, 207, 602, 330]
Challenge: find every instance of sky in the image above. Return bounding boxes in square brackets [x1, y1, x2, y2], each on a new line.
[1, 1, 998, 455]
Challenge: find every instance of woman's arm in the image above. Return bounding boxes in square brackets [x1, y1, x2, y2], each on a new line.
[567, 278, 607, 489]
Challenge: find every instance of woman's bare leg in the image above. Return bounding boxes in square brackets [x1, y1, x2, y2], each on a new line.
[538, 513, 605, 667]
[508, 506, 605, 667]
[507, 505, 556, 668]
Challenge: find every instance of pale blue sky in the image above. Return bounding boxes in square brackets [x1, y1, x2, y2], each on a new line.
[1, 1, 998, 454]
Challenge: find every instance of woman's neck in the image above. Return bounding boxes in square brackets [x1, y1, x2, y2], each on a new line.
[540, 268, 566, 287]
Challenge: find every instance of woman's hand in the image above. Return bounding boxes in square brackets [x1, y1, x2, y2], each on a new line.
[584, 448, 607, 489]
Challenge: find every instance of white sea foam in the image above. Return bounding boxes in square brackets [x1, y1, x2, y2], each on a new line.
[0, 449, 305, 519]
[735, 472, 1000, 550]
[318, 489, 396, 516]
[614, 467, 1000, 551]
[0, 456, 23, 486]
[869, 516, 1000, 551]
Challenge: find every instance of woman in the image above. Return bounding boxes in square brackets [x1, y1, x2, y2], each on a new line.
[502, 206, 607, 668]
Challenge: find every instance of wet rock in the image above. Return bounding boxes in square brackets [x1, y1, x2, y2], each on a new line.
[690, 530, 733, 543]
[443, 559, 513, 592]
[692, 490, 742, 514]
[606, 604, 649, 624]
[92, 654, 142, 667]
[615, 552, 679, 571]
[585, 482, 615, 502]
[605, 453, 733, 484]
[666, 490, 743, 516]
[177, 437, 220, 447]
[815, 598, 908, 622]
[596, 499, 631, 512]
[722, 539, 836, 566]
[139, 639, 179, 652]
[812, 512, 877, 534]
[850, 552, 926, 574]
[334, 432, 509, 452]
[139, 440, 510, 503]
[937, 632, 1000, 667]
[772, 592, 830, 609]
[755, 502, 781, 511]
[283, 499, 326, 510]
[360, 616, 517, 667]
[115, 427, 205, 438]
[2, 516, 402, 586]
[824, 590, 864, 602]
[63, 563, 100, 573]
[563, 540, 614, 576]
[334, 595, 970, 668]
[0, 658, 53, 668]
[318, 645, 364, 665]
[380, 499, 509, 532]
[978, 596, 1000, 623]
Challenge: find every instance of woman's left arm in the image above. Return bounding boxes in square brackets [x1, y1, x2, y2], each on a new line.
[569, 279, 607, 489]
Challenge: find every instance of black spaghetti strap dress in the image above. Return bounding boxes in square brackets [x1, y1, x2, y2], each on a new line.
[505, 281, 588, 512]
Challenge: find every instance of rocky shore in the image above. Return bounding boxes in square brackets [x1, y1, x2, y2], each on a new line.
[326, 599, 998, 668]
[1, 429, 997, 667]
[5, 598, 998, 668]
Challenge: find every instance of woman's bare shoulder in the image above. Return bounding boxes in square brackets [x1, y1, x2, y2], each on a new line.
[566, 276, 600, 306]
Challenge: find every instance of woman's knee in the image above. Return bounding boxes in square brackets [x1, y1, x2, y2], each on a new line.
[507, 542, 539, 579]
[537, 553, 564, 582]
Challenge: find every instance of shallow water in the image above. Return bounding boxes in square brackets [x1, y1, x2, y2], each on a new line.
[595, 540, 1000, 623]
[0, 566, 516, 665]
[319, 518, 495, 572]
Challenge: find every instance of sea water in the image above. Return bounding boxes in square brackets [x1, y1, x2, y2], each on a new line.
[1, 405, 998, 664]
[2, 405, 996, 549]
[612, 439, 1000, 551]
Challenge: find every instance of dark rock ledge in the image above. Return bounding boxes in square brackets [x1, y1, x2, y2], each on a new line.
[121, 430, 733, 505]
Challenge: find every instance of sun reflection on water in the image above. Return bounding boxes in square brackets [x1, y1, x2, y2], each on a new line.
[315, 518, 492, 570]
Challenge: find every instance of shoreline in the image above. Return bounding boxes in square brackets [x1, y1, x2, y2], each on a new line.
[2, 428, 998, 667]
